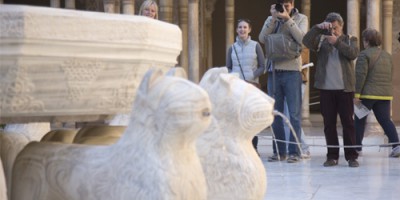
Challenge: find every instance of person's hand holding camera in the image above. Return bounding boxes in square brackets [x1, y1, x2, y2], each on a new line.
[270, 4, 279, 21]
[317, 22, 337, 44]
[273, 3, 290, 21]
[317, 22, 332, 32]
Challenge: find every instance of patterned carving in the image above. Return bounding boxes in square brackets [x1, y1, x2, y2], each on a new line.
[0, 5, 181, 121]
[61, 59, 105, 102]
[0, 12, 24, 38]
[0, 65, 44, 113]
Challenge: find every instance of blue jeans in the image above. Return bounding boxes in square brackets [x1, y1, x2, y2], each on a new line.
[268, 71, 302, 156]
[284, 83, 309, 154]
[355, 99, 399, 151]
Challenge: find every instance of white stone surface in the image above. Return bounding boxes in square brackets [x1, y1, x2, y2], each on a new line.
[0, 5, 182, 123]
[108, 67, 188, 126]
[11, 69, 211, 200]
[0, 159, 7, 200]
[258, 135, 400, 200]
[197, 67, 275, 200]
[0, 122, 50, 198]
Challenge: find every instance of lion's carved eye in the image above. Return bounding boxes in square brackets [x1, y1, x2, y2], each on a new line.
[202, 108, 211, 117]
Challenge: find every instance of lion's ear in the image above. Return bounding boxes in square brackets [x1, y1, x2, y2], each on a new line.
[199, 67, 228, 89]
[138, 69, 163, 96]
[218, 73, 235, 89]
[166, 67, 188, 79]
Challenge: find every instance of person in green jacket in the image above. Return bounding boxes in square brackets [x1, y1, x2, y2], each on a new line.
[354, 28, 400, 158]
[303, 12, 359, 167]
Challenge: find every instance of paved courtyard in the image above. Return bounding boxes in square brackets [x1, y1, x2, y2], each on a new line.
[257, 124, 400, 200]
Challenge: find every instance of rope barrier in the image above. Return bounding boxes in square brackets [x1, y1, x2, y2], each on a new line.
[259, 136, 400, 148]
[269, 110, 400, 150]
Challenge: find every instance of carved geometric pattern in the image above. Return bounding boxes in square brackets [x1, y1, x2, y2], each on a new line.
[61, 59, 105, 102]
[0, 65, 44, 113]
[97, 65, 138, 112]
[0, 12, 24, 38]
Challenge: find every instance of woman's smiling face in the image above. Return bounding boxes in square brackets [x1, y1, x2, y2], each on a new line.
[236, 20, 251, 40]
[142, 3, 157, 19]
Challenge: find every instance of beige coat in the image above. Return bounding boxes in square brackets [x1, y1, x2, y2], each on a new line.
[258, 9, 308, 71]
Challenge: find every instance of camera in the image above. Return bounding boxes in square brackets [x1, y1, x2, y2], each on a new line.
[322, 27, 332, 35]
[275, 3, 284, 13]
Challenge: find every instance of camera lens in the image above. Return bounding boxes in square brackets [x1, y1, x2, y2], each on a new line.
[275, 4, 284, 13]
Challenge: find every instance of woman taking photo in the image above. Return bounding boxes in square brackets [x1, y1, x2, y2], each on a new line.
[226, 18, 266, 153]
[354, 28, 400, 158]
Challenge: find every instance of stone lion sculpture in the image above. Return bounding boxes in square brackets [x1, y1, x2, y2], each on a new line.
[11, 69, 211, 200]
[197, 67, 275, 200]
[0, 159, 7, 200]
[0, 122, 50, 198]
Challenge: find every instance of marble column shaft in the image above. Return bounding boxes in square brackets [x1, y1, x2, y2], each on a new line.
[160, 0, 174, 23]
[205, 1, 217, 69]
[122, 0, 134, 15]
[65, 0, 76, 9]
[104, 0, 115, 13]
[179, 0, 189, 73]
[50, 0, 60, 8]
[367, 0, 380, 30]
[382, 0, 393, 54]
[188, 0, 199, 83]
[225, 0, 234, 52]
[347, 0, 360, 47]
[301, 0, 311, 126]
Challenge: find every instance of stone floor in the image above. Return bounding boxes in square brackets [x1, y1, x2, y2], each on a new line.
[257, 124, 400, 200]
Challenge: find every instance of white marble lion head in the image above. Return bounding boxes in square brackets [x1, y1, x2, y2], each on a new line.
[200, 67, 274, 138]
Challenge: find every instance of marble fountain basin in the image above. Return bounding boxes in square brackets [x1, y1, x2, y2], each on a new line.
[0, 5, 182, 123]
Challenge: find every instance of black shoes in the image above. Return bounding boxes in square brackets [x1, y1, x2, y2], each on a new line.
[323, 159, 359, 167]
[267, 154, 286, 162]
[348, 159, 359, 168]
[286, 154, 301, 163]
[323, 159, 338, 167]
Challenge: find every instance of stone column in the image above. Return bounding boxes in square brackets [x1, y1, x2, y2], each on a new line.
[104, 0, 115, 13]
[65, 0, 76, 9]
[114, 0, 121, 13]
[179, 0, 189, 73]
[301, 0, 311, 126]
[188, 0, 199, 82]
[382, 0, 393, 54]
[347, 0, 360, 46]
[122, 0, 134, 15]
[367, 0, 380, 30]
[159, 0, 174, 23]
[205, 0, 217, 69]
[392, 0, 400, 123]
[365, 0, 383, 135]
[225, 0, 234, 52]
[50, 0, 61, 8]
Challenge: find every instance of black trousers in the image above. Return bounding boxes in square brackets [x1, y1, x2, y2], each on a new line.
[320, 90, 358, 161]
[252, 136, 258, 150]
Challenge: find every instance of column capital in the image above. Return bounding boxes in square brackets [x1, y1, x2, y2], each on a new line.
[205, 0, 217, 20]
[382, 0, 393, 18]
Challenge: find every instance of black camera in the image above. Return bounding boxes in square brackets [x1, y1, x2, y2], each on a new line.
[322, 28, 332, 35]
[275, 3, 284, 13]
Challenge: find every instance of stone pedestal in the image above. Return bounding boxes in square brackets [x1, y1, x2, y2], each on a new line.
[0, 5, 182, 123]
